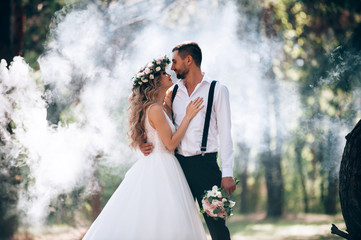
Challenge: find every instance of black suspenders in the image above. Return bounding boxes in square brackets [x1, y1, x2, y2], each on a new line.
[201, 80, 217, 155]
[171, 84, 179, 124]
[171, 80, 217, 156]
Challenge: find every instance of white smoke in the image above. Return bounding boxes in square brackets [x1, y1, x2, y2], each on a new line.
[0, 0, 303, 226]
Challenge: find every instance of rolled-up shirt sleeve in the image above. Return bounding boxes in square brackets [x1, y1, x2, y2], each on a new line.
[214, 84, 234, 178]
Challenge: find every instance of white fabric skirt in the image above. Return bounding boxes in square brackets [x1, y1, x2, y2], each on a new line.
[82, 152, 207, 240]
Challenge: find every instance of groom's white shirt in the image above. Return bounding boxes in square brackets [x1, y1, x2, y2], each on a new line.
[172, 73, 234, 178]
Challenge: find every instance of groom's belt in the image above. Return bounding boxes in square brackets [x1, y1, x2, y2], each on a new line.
[175, 152, 218, 159]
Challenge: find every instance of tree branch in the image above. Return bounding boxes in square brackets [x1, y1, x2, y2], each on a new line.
[331, 224, 349, 239]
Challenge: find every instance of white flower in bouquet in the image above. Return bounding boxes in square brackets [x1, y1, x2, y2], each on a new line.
[200, 178, 239, 219]
[210, 186, 218, 197]
[206, 191, 212, 198]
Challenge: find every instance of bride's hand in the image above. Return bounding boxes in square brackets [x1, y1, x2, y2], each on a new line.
[185, 97, 204, 120]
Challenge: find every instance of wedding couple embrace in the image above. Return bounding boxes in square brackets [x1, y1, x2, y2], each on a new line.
[82, 42, 236, 240]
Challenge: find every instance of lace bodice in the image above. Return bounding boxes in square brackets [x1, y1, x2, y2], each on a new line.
[145, 106, 175, 153]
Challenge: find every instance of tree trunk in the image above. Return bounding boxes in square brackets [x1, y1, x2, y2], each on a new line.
[0, 2, 25, 237]
[238, 144, 250, 214]
[262, 66, 284, 218]
[323, 131, 339, 215]
[0, 0, 11, 62]
[337, 119, 361, 239]
[0, 0, 24, 63]
[295, 140, 309, 213]
[261, 111, 283, 217]
[91, 189, 102, 220]
[263, 153, 283, 217]
[257, 3, 284, 217]
[91, 154, 103, 220]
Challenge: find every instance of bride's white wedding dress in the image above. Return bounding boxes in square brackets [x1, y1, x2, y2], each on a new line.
[82, 107, 207, 240]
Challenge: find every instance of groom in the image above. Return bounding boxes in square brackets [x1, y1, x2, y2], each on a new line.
[141, 41, 236, 240]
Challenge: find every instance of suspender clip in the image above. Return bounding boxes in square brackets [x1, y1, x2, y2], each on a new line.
[201, 147, 207, 156]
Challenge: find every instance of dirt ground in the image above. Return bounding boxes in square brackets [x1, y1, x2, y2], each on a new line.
[13, 213, 346, 240]
[227, 213, 346, 240]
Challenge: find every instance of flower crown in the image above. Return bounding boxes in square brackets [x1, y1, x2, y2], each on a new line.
[132, 56, 171, 86]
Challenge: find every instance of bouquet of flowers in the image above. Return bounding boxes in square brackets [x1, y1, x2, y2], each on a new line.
[200, 179, 239, 219]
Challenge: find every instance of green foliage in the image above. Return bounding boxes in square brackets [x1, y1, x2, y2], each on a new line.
[233, 0, 361, 216]
[97, 163, 128, 207]
[47, 188, 86, 225]
[264, 0, 360, 208]
[22, 0, 67, 69]
[3, 0, 359, 230]
[0, 161, 22, 238]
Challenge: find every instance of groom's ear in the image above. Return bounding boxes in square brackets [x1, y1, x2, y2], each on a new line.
[185, 55, 193, 64]
[186, 55, 193, 65]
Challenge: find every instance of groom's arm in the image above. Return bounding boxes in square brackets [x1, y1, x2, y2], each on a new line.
[214, 84, 236, 195]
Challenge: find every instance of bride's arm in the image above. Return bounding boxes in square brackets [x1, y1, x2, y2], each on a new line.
[149, 98, 203, 152]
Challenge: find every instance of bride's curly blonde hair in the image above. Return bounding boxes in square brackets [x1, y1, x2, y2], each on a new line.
[127, 75, 161, 149]
[128, 56, 170, 149]
[128, 56, 174, 149]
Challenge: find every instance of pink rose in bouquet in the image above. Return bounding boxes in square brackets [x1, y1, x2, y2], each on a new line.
[200, 183, 237, 220]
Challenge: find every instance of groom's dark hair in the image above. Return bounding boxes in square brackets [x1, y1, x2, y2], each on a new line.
[172, 42, 202, 67]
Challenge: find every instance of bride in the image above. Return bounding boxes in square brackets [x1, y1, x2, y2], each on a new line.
[82, 56, 207, 240]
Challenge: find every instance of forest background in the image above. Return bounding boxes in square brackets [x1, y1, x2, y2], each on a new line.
[0, 0, 360, 239]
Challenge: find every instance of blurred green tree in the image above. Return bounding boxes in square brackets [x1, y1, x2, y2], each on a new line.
[265, 0, 361, 214]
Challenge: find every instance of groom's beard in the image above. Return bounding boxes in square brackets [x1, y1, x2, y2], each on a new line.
[176, 69, 189, 79]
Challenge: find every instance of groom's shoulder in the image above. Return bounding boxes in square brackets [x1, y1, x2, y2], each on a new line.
[206, 78, 226, 88]
[213, 81, 230, 95]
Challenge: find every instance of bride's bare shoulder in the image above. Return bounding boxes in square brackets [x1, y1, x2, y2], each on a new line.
[148, 104, 165, 120]
[148, 103, 163, 114]
[148, 104, 166, 128]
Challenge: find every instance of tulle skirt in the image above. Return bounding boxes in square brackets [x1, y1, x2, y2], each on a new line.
[82, 152, 207, 240]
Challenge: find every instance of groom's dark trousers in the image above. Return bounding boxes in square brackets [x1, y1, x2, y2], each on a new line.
[176, 152, 231, 240]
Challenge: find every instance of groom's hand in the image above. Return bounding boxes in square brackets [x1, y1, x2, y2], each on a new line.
[139, 142, 154, 156]
[221, 177, 236, 196]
